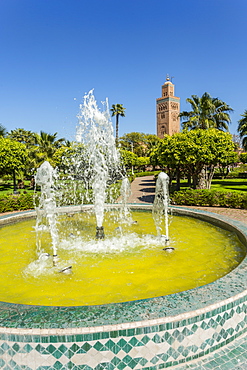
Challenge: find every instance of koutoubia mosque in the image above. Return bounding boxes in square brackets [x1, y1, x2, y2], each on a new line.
[156, 75, 180, 138]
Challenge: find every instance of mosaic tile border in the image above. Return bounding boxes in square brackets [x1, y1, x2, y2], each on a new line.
[0, 206, 247, 368]
[0, 291, 246, 368]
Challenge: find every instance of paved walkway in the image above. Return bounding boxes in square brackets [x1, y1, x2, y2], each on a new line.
[127, 175, 156, 204]
[128, 176, 247, 225]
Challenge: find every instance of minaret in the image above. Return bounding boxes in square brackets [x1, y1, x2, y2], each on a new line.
[156, 75, 180, 138]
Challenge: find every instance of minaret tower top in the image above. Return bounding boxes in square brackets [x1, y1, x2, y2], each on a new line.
[156, 75, 180, 138]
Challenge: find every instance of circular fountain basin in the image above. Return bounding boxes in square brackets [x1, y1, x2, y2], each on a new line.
[0, 208, 245, 306]
[0, 205, 247, 369]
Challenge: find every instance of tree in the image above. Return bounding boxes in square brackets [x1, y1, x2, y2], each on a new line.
[238, 110, 247, 151]
[240, 153, 247, 164]
[120, 149, 138, 170]
[7, 128, 36, 148]
[110, 104, 126, 146]
[150, 129, 237, 190]
[0, 123, 7, 137]
[119, 132, 161, 157]
[179, 92, 233, 131]
[0, 137, 28, 192]
[33, 131, 66, 166]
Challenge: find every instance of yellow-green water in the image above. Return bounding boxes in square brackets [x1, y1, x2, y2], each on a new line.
[0, 211, 245, 306]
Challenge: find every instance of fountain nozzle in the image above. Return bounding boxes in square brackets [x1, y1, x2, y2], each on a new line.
[59, 266, 72, 274]
[96, 226, 105, 239]
[53, 254, 58, 266]
[163, 246, 175, 252]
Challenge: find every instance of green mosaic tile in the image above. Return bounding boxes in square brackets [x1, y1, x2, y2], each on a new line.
[128, 358, 139, 369]
[166, 335, 175, 345]
[153, 334, 162, 343]
[122, 354, 132, 365]
[128, 336, 138, 346]
[70, 343, 80, 353]
[81, 342, 92, 352]
[191, 324, 198, 333]
[141, 335, 150, 345]
[53, 361, 64, 370]
[114, 362, 125, 370]
[190, 345, 199, 353]
[1, 343, 10, 350]
[111, 344, 121, 354]
[53, 349, 64, 359]
[7, 349, 16, 357]
[150, 356, 160, 365]
[110, 330, 118, 338]
[123, 343, 132, 353]
[93, 341, 105, 351]
[182, 348, 190, 357]
[138, 357, 148, 367]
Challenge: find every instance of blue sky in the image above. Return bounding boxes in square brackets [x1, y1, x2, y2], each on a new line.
[1, 0, 247, 141]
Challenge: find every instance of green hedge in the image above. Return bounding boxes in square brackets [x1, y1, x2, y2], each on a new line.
[0, 193, 35, 213]
[171, 189, 247, 209]
[0, 181, 123, 213]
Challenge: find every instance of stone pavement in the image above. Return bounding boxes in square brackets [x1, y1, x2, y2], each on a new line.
[128, 176, 247, 226]
[127, 175, 156, 204]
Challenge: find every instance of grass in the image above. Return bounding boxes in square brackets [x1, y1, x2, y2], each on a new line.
[210, 179, 247, 193]
[170, 178, 247, 193]
[0, 180, 35, 196]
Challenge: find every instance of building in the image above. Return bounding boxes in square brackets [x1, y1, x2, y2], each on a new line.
[156, 75, 180, 138]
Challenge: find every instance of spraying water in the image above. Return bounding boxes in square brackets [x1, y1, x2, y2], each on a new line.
[76, 90, 123, 237]
[118, 177, 132, 223]
[152, 172, 170, 246]
[35, 161, 59, 265]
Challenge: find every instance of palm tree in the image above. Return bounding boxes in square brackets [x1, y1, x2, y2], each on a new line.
[8, 128, 36, 147]
[179, 92, 233, 131]
[0, 123, 7, 137]
[110, 104, 126, 146]
[238, 110, 247, 150]
[34, 131, 66, 164]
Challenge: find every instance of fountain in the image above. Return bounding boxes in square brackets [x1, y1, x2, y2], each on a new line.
[0, 91, 247, 368]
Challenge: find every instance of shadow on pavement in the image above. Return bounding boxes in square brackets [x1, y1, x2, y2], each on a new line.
[138, 194, 155, 203]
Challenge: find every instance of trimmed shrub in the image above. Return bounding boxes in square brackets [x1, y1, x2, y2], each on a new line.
[171, 189, 247, 209]
[0, 193, 35, 213]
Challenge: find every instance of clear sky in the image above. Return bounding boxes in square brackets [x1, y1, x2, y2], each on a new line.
[1, 0, 247, 141]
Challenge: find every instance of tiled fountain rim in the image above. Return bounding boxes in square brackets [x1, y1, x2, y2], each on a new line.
[0, 205, 247, 333]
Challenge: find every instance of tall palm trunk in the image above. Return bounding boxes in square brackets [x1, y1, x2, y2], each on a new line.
[115, 114, 119, 146]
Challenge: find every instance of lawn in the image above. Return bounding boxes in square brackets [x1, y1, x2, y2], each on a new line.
[210, 179, 247, 193]
[0, 180, 34, 196]
[171, 178, 247, 193]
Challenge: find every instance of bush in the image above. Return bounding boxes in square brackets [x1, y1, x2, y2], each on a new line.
[171, 189, 247, 209]
[134, 171, 160, 178]
[0, 193, 35, 213]
[226, 164, 247, 178]
[240, 153, 247, 164]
